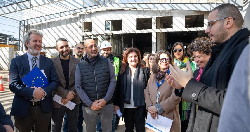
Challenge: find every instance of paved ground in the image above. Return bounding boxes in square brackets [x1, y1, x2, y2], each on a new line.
[0, 70, 126, 132]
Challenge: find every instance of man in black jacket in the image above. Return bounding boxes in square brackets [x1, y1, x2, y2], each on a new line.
[167, 4, 250, 132]
[75, 39, 116, 132]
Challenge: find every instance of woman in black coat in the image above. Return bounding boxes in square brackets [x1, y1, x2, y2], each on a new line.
[113, 47, 149, 132]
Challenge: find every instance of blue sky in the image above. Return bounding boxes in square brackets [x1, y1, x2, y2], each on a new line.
[0, 16, 19, 38]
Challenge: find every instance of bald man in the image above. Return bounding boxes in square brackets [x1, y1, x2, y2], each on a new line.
[75, 39, 116, 132]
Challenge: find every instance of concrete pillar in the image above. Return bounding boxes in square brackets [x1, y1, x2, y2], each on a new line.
[152, 17, 157, 54]
[157, 32, 166, 51]
[156, 17, 166, 51]
[0, 47, 14, 70]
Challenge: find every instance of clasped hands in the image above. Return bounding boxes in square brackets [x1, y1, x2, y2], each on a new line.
[31, 87, 45, 100]
[91, 99, 106, 111]
[166, 61, 193, 89]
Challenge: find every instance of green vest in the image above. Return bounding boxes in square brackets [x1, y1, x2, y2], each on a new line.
[113, 57, 120, 80]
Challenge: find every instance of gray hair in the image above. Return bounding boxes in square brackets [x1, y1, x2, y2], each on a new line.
[23, 29, 43, 50]
[211, 4, 244, 28]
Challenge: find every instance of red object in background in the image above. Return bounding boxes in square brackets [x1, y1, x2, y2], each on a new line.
[0, 76, 4, 91]
[7, 73, 9, 82]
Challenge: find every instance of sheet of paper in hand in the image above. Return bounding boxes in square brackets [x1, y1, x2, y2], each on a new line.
[53, 94, 76, 110]
[145, 112, 173, 132]
[22, 67, 49, 88]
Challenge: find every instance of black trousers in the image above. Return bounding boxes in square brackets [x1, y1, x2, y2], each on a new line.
[52, 105, 79, 132]
[123, 107, 145, 132]
[14, 105, 52, 132]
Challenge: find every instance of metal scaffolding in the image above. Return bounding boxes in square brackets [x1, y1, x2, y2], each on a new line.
[0, 0, 248, 50]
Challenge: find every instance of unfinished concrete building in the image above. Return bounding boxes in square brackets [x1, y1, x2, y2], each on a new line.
[0, 0, 248, 58]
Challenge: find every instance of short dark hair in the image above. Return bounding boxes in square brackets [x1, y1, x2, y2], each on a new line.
[75, 42, 84, 47]
[187, 37, 215, 56]
[171, 42, 186, 62]
[143, 52, 150, 57]
[56, 38, 68, 43]
[212, 4, 244, 28]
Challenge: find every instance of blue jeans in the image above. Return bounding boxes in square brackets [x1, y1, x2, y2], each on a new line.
[96, 112, 116, 132]
[63, 102, 84, 132]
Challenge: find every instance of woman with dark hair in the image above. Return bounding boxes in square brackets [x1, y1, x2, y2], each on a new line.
[171, 42, 195, 132]
[113, 47, 149, 132]
[144, 50, 181, 132]
[171, 42, 195, 71]
[185, 37, 214, 131]
[187, 37, 215, 81]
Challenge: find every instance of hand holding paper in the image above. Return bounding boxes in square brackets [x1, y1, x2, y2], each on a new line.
[145, 112, 173, 132]
[53, 94, 76, 110]
[66, 91, 75, 101]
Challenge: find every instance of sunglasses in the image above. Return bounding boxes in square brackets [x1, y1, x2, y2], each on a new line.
[173, 49, 182, 53]
[159, 58, 169, 63]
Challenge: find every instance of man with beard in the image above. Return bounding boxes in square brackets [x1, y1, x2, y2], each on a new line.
[74, 42, 85, 60]
[167, 4, 250, 132]
[63, 42, 85, 132]
[52, 38, 80, 132]
[9, 29, 59, 132]
[76, 39, 116, 132]
[96, 41, 121, 132]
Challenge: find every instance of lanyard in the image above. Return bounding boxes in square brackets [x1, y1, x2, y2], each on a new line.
[156, 79, 165, 89]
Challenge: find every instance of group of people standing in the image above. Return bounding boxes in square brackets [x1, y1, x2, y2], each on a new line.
[1, 3, 250, 132]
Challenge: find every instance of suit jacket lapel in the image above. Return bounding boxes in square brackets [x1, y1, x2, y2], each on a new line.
[54, 56, 66, 81]
[39, 55, 45, 70]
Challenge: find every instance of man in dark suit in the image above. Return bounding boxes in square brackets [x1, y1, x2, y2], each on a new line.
[167, 4, 250, 132]
[0, 102, 14, 132]
[9, 29, 59, 132]
[52, 38, 80, 132]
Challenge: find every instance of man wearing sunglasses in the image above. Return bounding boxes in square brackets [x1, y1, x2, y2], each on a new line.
[167, 4, 250, 132]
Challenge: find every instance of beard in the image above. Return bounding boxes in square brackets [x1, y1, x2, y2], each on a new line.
[29, 48, 41, 55]
[76, 53, 83, 57]
[213, 23, 228, 44]
[60, 51, 69, 57]
[103, 53, 111, 58]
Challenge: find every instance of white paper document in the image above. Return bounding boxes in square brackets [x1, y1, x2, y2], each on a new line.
[145, 112, 173, 132]
[53, 94, 76, 110]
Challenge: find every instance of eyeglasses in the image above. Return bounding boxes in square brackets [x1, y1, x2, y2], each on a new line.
[173, 49, 182, 53]
[159, 58, 169, 63]
[207, 17, 235, 29]
[85, 44, 98, 49]
[77, 47, 84, 50]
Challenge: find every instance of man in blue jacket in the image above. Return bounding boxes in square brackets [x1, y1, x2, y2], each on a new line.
[9, 29, 58, 132]
[0, 103, 14, 132]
